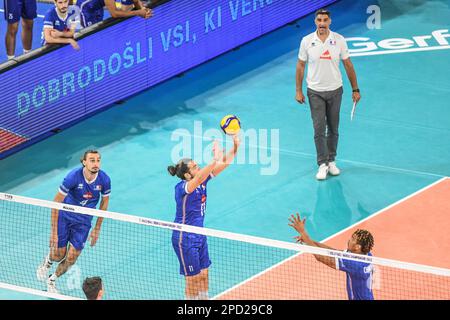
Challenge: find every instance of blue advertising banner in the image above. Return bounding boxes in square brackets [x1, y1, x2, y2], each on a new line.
[0, 0, 338, 158]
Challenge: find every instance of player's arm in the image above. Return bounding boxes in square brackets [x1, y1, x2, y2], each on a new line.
[186, 160, 217, 194]
[342, 58, 359, 91]
[92, 197, 108, 235]
[90, 188, 110, 246]
[341, 35, 360, 104]
[94, 196, 109, 229]
[44, 28, 79, 50]
[296, 59, 306, 92]
[50, 192, 66, 249]
[105, 0, 151, 19]
[343, 58, 361, 103]
[295, 38, 307, 104]
[186, 141, 222, 193]
[288, 213, 337, 269]
[297, 233, 337, 270]
[211, 135, 240, 177]
[295, 59, 306, 104]
[312, 241, 336, 250]
[50, 25, 75, 38]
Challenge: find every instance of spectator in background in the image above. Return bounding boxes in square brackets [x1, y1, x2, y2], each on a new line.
[77, 0, 152, 29]
[42, 0, 80, 50]
[3, 0, 37, 60]
[82, 277, 104, 300]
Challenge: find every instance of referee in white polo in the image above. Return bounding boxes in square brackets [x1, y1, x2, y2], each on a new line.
[295, 8, 361, 180]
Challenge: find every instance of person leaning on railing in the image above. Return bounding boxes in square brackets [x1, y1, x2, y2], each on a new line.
[76, 0, 152, 29]
[42, 0, 80, 50]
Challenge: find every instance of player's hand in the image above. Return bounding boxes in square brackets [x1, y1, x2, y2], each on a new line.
[294, 235, 305, 244]
[70, 39, 80, 51]
[352, 92, 361, 104]
[49, 232, 58, 250]
[145, 8, 153, 19]
[288, 212, 307, 235]
[295, 91, 306, 104]
[89, 228, 100, 247]
[137, 8, 149, 18]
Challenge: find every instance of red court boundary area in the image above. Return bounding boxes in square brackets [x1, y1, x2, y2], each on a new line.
[0, 129, 28, 153]
[217, 178, 450, 300]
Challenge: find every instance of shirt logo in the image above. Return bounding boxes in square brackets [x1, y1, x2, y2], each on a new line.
[329, 40, 336, 45]
[83, 192, 93, 199]
[78, 184, 84, 189]
[95, 185, 102, 191]
[320, 50, 332, 60]
[55, 21, 60, 26]
[201, 195, 206, 203]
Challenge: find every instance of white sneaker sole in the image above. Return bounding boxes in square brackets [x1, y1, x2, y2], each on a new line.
[316, 172, 328, 180]
[36, 267, 49, 282]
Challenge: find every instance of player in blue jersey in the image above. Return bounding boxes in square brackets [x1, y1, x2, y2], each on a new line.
[77, 0, 151, 28]
[168, 136, 240, 300]
[288, 213, 375, 300]
[42, 0, 80, 50]
[3, 0, 37, 59]
[36, 150, 111, 294]
[114, 0, 146, 12]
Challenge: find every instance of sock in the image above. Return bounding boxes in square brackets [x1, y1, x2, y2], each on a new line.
[198, 291, 209, 300]
[45, 254, 53, 268]
[7, 55, 14, 60]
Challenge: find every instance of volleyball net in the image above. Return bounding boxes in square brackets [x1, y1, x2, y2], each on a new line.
[0, 192, 449, 300]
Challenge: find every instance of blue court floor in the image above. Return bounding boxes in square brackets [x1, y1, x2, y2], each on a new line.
[0, 0, 449, 299]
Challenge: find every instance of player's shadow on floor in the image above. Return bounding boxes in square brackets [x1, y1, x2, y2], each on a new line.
[306, 178, 370, 241]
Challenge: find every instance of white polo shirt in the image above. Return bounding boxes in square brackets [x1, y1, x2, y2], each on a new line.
[298, 30, 350, 92]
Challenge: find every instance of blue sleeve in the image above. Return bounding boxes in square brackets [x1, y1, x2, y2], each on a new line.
[43, 10, 54, 28]
[337, 258, 370, 279]
[102, 174, 111, 197]
[59, 171, 77, 196]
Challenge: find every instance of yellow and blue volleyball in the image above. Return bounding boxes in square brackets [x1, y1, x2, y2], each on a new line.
[220, 115, 241, 135]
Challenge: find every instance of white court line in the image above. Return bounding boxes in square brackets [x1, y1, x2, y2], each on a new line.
[0, 281, 83, 300]
[212, 176, 448, 300]
[350, 45, 450, 57]
[0, 9, 45, 19]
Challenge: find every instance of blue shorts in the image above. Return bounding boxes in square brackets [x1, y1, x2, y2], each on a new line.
[58, 214, 91, 251]
[118, 0, 134, 5]
[4, 0, 37, 24]
[172, 233, 211, 277]
[80, 5, 104, 28]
